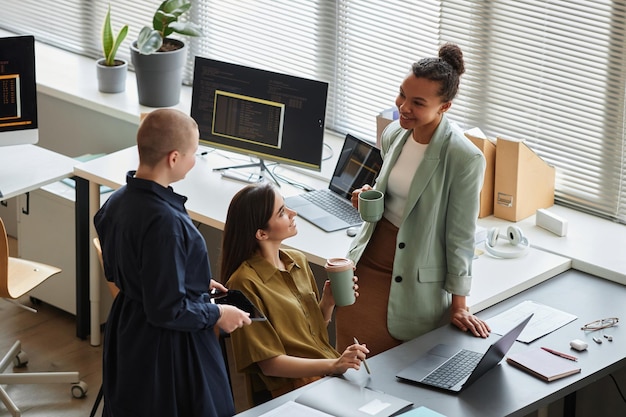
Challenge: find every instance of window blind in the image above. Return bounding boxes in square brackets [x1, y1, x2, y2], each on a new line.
[1, 0, 625, 224]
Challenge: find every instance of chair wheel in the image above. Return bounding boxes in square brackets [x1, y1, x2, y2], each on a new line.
[71, 380, 88, 398]
[13, 351, 28, 367]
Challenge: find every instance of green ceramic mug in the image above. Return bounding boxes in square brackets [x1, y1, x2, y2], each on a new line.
[358, 189, 384, 222]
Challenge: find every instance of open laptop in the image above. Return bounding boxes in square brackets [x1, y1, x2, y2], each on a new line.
[284, 134, 383, 232]
[396, 314, 533, 393]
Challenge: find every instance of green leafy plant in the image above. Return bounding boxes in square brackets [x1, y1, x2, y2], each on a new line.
[136, 0, 203, 55]
[102, 4, 129, 66]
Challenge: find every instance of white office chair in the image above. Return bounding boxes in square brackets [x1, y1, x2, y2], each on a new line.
[0, 217, 87, 417]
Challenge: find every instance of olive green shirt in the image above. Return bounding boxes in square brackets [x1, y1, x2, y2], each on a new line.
[227, 249, 339, 393]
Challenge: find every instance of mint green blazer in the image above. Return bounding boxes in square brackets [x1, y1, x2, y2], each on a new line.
[347, 117, 486, 341]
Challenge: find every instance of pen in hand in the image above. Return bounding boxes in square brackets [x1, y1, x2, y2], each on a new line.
[353, 337, 371, 374]
[541, 347, 578, 362]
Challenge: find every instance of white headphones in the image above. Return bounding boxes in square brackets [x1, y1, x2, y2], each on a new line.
[484, 226, 530, 259]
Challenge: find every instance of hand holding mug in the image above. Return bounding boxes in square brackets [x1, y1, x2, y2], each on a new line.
[351, 184, 373, 209]
[325, 258, 357, 307]
[358, 189, 384, 222]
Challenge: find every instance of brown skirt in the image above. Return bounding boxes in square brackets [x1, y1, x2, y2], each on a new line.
[335, 217, 402, 357]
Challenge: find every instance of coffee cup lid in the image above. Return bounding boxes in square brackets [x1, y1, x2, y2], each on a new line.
[325, 257, 353, 269]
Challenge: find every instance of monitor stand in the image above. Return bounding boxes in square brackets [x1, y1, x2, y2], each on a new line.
[213, 159, 281, 187]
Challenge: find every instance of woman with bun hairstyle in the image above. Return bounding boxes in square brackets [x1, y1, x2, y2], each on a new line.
[336, 43, 491, 356]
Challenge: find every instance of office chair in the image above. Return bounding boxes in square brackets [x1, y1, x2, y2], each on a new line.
[0, 217, 87, 417]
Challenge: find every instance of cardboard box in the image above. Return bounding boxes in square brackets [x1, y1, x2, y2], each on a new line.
[493, 137, 555, 221]
[376, 108, 398, 148]
[465, 132, 496, 218]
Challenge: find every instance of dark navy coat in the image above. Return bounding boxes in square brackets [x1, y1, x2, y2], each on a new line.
[95, 172, 233, 417]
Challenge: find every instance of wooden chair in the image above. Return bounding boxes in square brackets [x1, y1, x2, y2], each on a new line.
[89, 237, 119, 417]
[0, 217, 87, 417]
[219, 331, 272, 413]
[92, 237, 119, 299]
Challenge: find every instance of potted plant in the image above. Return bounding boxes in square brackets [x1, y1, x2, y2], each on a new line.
[96, 4, 129, 93]
[130, 0, 203, 107]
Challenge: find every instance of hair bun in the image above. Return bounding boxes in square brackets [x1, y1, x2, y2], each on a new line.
[439, 43, 465, 76]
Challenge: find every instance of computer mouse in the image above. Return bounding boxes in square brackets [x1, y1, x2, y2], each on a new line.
[346, 227, 359, 237]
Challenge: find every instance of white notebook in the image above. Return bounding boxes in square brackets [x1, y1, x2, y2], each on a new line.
[260, 377, 412, 417]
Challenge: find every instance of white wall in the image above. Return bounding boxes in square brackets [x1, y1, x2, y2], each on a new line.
[37, 93, 138, 157]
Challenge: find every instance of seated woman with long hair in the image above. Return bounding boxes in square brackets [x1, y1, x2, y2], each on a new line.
[221, 182, 369, 398]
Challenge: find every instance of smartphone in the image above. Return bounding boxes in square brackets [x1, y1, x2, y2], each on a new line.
[210, 289, 267, 321]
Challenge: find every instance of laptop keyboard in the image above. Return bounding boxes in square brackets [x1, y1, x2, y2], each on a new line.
[300, 190, 363, 225]
[421, 349, 483, 389]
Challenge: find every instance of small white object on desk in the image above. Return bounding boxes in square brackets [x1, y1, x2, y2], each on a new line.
[569, 339, 588, 351]
[536, 208, 568, 236]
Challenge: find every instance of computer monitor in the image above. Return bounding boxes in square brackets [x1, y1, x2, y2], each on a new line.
[190, 57, 328, 182]
[0, 35, 38, 146]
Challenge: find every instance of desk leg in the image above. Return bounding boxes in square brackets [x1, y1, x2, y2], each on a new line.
[88, 181, 102, 346]
[74, 176, 90, 340]
[564, 391, 576, 417]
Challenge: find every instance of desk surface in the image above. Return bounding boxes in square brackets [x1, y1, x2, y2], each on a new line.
[478, 206, 626, 284]
[0, 144, 75, 201]
[73, 144, 573, 346]
[73, 144, 353, 266]
[73, 145, 570, 311]
[237, 269, 626, 417]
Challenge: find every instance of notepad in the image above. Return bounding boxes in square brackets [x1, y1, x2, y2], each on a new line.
[506, 348, 581, 382]
[259, 377, 413, 417]
[397, 406, 448, 416]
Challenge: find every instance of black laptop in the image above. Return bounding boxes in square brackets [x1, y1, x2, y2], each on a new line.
[396, 314, 533, 392]
[284, 134, 383, 232]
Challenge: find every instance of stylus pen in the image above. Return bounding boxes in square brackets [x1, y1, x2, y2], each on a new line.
[541, 347, 578, 361]
[353, 337, 371, 374]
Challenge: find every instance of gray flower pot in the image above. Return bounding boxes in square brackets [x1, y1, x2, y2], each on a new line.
[130, 39, 187, 107]
[96, 58, 127, 94]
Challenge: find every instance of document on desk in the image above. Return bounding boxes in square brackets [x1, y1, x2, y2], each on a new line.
[486, 300, 577, 343]
[397, 406, 448, 416]
[258, 401, 333, 417]
[259, 377, 412, 417]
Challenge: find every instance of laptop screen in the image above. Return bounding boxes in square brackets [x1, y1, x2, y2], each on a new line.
[328, 134, 383, 200]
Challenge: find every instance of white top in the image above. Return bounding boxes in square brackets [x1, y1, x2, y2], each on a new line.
[384, 137, 427, 227]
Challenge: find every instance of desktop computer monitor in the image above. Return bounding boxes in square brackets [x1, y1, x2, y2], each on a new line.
[0, 35, 38, 146]
[190, 57, 328, 175]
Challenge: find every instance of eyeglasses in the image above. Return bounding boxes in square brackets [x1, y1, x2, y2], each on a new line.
[581, 317, 619, 331]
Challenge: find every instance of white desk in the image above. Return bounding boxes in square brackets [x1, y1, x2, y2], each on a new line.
[0, 144, 75, 201]
[469, 246, 571, 313]
[477, 206, 626, 284]
[73, 141, 353, 345]
[73, 144, 571, 346]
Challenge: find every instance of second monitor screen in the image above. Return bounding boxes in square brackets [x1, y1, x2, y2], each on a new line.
[191, 57, 328, 171]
